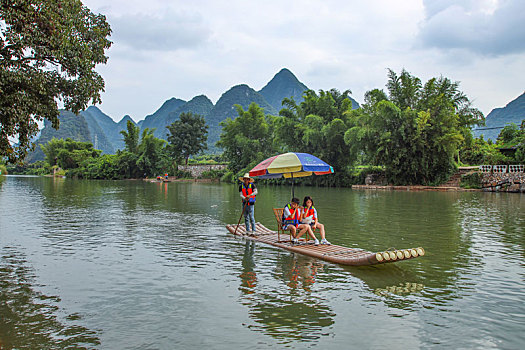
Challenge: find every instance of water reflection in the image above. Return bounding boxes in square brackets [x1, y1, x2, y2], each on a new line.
[344, 264, 425, 297]
[238, 245, 335, 342]
[239, 242, 257, 294]
[0, 247, 100, 349]
[246, 293, 335, 342]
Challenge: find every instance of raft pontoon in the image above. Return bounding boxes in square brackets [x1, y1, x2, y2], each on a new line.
[225, 222, 425, 266]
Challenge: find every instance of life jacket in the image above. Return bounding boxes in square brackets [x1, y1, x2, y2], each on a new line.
[241, 183, 256, 204]
[282, 204, 300, 227]
[303, 206, 317, 221]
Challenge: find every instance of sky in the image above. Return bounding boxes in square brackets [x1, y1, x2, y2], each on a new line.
[82, 0, 525, 122]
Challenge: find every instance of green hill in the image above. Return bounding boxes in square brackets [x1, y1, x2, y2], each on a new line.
[82, 110, 115, 154]
[81, 106, 134, 151]
[139, 98, 187, 138]
[474, 92, 525, 141]
[27, 110, 92, 162]
[154, 95, 214, 139]
[259, 68, 309, 112]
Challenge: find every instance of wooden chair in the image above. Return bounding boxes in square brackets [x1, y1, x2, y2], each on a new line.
[273, 208, 292, 243]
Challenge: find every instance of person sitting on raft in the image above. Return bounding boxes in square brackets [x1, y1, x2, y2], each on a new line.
[301, 196, 330, 245]
[282, 197, 318, 245]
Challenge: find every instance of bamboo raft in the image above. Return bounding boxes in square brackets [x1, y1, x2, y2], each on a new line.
[225, 222, 425, 266]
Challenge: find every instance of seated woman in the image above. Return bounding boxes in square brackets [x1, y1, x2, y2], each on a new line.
[301, 196, 330, 245]
[282, 197, 317, 245]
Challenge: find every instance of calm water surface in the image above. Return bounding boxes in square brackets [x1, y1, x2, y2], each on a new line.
[0, 176, 523, 349]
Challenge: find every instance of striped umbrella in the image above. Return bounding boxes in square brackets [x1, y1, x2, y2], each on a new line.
[249, 152, 334, 197]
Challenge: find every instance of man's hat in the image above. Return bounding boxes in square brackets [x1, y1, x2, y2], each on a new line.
[238, 173, 254, 182]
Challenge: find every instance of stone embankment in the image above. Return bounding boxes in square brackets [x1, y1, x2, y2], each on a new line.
[480, 165, 525, 193]
[352, 184, 479, 192]
[177, 164, 227, 178]
[355, 165, 525, 193]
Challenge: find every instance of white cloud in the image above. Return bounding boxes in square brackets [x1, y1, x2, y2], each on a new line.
[110, 11, 211, 52]
[81, 0, 524, 121]
[417, 0, 525, 55]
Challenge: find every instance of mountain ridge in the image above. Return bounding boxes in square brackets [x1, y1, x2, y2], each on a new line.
[30, 68, 367, 159]
[474, 92, 525, 141]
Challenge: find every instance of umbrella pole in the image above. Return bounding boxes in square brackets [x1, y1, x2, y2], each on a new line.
[291, 173, 294, 199]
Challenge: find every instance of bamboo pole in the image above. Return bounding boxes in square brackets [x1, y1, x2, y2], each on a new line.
[234, 201, 248, 235]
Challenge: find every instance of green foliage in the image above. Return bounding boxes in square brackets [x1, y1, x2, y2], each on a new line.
[0, 0, 112, 163]
[217, 103, 276, 174]
[166, 112, 209, 165]
[120, 120, 141, 154]
[460, 172, 482, 189]
[274, 89, 355, 175]
[497, 123, 521, 146]
[0, 162, 7, 175]
[460, 137, 501, 165]
[173, 168, 193, 179]
[199, 169, 227, 179]
[494, 121, 525, 163]
[71, 154, 119, 179]
[5, 161, 49, 175]
[345, 69, 483, 185]
[37, 128, 171, 179]
[41, 138, 100, 170]
[515, 120, 525, 163]
[220, 171, 236, 183]
[188, 154, 222, 164]
[136, 129, 169, 177]
[349, 166, 386, 185]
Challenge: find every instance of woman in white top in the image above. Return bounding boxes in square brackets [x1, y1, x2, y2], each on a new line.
[301, 196, 330, 245]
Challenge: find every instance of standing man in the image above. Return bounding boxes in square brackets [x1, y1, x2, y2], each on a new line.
[239, 173, 258, 235]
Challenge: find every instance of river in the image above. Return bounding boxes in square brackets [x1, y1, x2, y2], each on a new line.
[0, 176, 523, 349]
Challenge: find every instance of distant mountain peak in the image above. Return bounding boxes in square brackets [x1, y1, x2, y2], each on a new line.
[118, 115, 134, 125]
[274, 68, 301, 81]
[259, 68, 308, 112]
[86, 105, 102, 113]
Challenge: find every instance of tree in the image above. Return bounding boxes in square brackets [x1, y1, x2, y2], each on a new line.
[497, 123, 521, 146]
[217, 103, 275, 174]
[166, 112, 208, 165]
[516, 120, 525, 163]
[345, 69, 483, 185]
[136, 128, 169, 177]
[0, 0, 112, 163]
[40, 137, 100, 169]
[120, 120, 140, 154]
[274, 89, 355, 173]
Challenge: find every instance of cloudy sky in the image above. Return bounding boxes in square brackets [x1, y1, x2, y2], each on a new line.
[82, 0, 525, 122]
